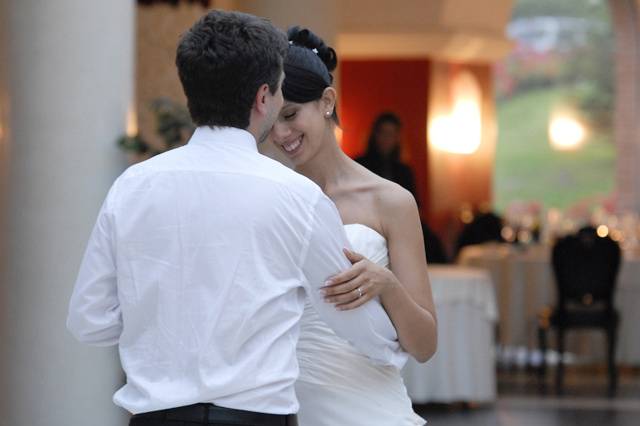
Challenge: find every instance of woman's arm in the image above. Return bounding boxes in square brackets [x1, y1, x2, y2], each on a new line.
[378, 186, 437, 362]
[322, 185, 437, 362]
[301, 194, 408, 368]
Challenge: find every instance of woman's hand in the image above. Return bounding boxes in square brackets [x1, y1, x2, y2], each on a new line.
[321, 248, 400, 310]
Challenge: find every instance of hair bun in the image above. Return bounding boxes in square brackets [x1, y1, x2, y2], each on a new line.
[287, 26, 337, 73]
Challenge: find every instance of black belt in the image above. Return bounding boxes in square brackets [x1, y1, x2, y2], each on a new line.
[131, 403, 298, 426]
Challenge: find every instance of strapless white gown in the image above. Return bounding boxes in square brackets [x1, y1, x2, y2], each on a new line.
[295, 224, 425, 426]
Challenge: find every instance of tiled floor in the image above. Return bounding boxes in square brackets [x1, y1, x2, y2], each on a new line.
[414, 368, 640, 425]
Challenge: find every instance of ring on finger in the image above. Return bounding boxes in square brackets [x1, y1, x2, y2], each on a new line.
[357, 287, 363, 298]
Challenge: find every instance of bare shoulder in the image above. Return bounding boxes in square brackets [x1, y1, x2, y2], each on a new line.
[337, 160, 419, 234]
[371, 178, 418, 218]
[365, 177, 424, 256]
[350, 168, 420, 235]
[350, 160, 416, 209]
[365, 177, 425, 259]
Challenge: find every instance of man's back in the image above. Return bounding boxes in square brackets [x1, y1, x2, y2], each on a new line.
[70, 127, 325, 414]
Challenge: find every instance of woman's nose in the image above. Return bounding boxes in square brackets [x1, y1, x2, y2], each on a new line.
[271, 120, 291, 141]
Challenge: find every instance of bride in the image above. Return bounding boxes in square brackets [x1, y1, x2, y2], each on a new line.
[268, 27, 437, 425]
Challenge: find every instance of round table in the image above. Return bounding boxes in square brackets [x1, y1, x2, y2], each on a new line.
[401, 265, 498, 403]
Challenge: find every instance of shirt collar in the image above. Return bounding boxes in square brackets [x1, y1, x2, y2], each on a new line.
[188, 126, 258, 152]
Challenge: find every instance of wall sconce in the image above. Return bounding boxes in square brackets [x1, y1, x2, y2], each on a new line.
[126, 104, 138, 137]
[429, 71, 482, 154]
[548, 114, 585, 151]
[0, 103, 5, 141]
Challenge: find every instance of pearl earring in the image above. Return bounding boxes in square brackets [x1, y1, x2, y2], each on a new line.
[325, 111, 332, 117]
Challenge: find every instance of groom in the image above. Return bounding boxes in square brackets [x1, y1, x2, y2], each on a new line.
[67, 10, 404, 426]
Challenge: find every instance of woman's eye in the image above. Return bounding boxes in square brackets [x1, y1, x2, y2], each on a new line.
[284, 112, 296, 120]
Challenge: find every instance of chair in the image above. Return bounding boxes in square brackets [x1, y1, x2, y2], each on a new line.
[421, 221, 449, 264]
[537, 226, 621, 396]
[454, 212, 504, 258]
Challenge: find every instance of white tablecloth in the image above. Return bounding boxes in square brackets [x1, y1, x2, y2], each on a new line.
[401, 265, 498, 403]
[458, 243, 640, 365]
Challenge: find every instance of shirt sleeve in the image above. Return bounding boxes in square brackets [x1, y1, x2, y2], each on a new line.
[66, 189, 122, 346]
[299, 194, 408, 369]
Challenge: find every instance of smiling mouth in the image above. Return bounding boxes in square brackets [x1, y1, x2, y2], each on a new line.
[282, 135, 302, 154]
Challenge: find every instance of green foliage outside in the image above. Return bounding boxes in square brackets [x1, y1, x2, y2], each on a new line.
[118, 98, 194, 157]
[494, 87, 615, 212]
[513, 0, 610, 21]
[494, 0, 615, 212]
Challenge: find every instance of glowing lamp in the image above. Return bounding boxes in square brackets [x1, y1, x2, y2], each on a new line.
[549, 116, 585, 151]
[597, 225, 609, 238]
[429, 71, 482, 155]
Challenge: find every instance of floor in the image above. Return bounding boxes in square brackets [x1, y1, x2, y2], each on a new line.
[414, 368, 640, 426]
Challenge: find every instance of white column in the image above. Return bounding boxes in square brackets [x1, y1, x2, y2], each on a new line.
[0, 1, 134, 425]
[611, 0, 640, 213]
[1, 0, 10, 267]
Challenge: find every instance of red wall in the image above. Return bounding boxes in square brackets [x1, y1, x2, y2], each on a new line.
[339, 60, 430, 216]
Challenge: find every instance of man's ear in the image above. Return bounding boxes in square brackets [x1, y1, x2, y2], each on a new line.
[321, 87, 336, 114]
[254, 83, 270, 116]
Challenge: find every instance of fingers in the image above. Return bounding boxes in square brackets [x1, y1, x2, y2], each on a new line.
[323, 275, 367, 302]
[324, 249, 367, 286]
[324, 262, 363, 287]
[343, 248, 365, 263]
[335, 283, 374, 311]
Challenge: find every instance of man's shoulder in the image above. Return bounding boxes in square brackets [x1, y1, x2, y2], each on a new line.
[110, 148, 325, 209]
[106, 148, 189, 201]
[253, 154, 324, 203]
[116, 147, 184, 178]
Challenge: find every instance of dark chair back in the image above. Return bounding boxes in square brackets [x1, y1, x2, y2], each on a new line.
[551, 226, 621, 310]
[454, 212, 504, 257]
[421, 222, 449, 264]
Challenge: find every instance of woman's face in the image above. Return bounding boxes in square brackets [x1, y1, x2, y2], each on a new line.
[375, 122, 401, 156]
[269, 99, 329, 168]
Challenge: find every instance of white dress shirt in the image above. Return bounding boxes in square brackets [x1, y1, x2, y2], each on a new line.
[67, 126, 406, 415]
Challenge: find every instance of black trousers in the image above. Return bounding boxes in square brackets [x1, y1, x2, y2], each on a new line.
[129, 403, 298, 426]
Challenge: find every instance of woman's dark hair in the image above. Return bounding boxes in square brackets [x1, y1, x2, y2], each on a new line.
[282, 26, 339, 123]
[365, 112, 402, 160]
[176, 10, 288, 129]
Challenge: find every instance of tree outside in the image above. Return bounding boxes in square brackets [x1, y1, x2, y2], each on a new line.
[494, 0, 615, 214]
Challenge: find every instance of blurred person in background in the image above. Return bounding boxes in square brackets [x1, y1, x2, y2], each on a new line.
[356, 112, 416, 198]
[357, 113, 449, 264]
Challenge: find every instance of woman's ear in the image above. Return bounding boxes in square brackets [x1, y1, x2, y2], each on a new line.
[320, 87, 336, 115]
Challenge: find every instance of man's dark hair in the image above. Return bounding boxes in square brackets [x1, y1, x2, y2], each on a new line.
[176, 10, 288, 129]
